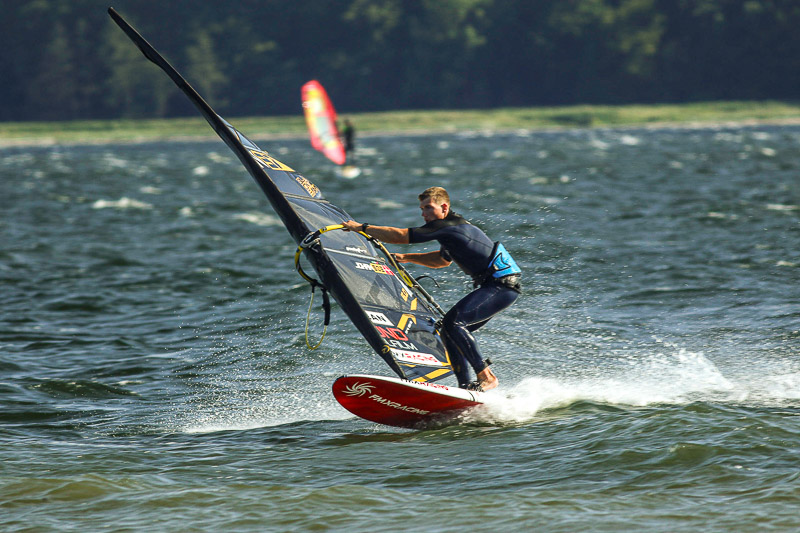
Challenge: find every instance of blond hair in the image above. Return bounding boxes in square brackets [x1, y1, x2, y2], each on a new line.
[418, 186, 450, 205]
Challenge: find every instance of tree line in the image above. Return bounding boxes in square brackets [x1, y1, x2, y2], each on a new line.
[2, 0, 799, 122]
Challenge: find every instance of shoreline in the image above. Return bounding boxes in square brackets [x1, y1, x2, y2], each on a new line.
[2, 116, 800, 149]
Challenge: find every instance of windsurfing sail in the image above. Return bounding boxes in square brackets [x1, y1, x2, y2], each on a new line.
[301, 80, 347, 165]
[109, 8, 454, 383]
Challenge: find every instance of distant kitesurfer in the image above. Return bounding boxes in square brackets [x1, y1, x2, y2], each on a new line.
[341, 118, 355, 161]
[343, 186, 521, 391]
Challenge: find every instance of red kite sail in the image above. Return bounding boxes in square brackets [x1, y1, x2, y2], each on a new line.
[301, 80, 346, 165]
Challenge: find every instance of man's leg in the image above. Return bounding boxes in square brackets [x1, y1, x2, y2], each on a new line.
[441, 285, 518, 389]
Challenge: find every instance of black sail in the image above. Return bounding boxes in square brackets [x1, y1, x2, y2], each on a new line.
[108, 8, 454, 383]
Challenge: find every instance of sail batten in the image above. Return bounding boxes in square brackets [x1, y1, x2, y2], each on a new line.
[109, 8, 454, 383]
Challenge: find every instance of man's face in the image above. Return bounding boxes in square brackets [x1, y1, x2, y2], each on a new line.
[419, 197, 448, 223]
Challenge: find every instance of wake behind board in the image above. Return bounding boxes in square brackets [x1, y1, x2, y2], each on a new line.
[338, 165, 361, 179]
[333, 374, 483, 428]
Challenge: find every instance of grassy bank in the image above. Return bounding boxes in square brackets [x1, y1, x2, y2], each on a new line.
[2, 100, 800, 146]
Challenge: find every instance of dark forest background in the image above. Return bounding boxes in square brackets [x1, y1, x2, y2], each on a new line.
[2, 0, 799, 122]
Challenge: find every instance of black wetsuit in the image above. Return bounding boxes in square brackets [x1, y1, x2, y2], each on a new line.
[408, 212, 521, 388]
[342, 123, 354, 158]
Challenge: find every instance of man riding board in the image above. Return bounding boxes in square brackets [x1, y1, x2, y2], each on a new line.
[343, 186, 521, 391]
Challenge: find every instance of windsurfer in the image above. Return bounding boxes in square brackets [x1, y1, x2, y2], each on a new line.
[341, 118, 355, 161]
[343, 186, 521, 391]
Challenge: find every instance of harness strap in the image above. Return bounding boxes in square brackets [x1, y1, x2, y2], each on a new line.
[303, 282, 330, 350]
[475, 241, 522, 288]
[295, 225, 343, 349]
[488, 242, 521, 278]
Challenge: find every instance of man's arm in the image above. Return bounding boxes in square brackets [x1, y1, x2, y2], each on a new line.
[342, 220, 409, 244]
[394, 251, 451, 268]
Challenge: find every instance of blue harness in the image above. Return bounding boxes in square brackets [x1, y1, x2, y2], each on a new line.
[488, 242, 521, 279]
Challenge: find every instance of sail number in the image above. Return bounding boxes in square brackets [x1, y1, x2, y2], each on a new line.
[294, 176, 320, 197]
[248, 149, 295, 172]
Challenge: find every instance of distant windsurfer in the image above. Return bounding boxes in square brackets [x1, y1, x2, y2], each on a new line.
[343, 186, 521, 391]
[341, 118, 355, 162]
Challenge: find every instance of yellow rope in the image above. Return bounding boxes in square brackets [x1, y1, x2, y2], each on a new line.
[294, 224, 344, 283]
[304, 286, 327, 350]
[296, 224, 343, 350]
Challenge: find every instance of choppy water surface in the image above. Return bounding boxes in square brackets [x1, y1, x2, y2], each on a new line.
[2, 125, 799, 532]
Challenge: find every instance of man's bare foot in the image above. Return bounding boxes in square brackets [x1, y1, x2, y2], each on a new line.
[476, 366, 498, 391]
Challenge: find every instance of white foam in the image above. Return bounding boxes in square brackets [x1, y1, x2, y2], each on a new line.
[619, 134, 641, 146]
[178, 344, 800, 432]
[182, 405, 352, 434]
[760, 147, 777, 157]
[766, 203, 799, 211]
[180, 385, 353, 433]
[465, 349, 742, 425]
[102, 154, 129, 169]
[232, 212, 281, 226]
[92, 197, 153, 210]
[207, 151, 230, 163]
[589, 138, 610, 150]
[756, 373, 800, 400]
[370, 199, 404, 209]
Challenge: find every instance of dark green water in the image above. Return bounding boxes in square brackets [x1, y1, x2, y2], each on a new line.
[2, 125, 799, 532]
